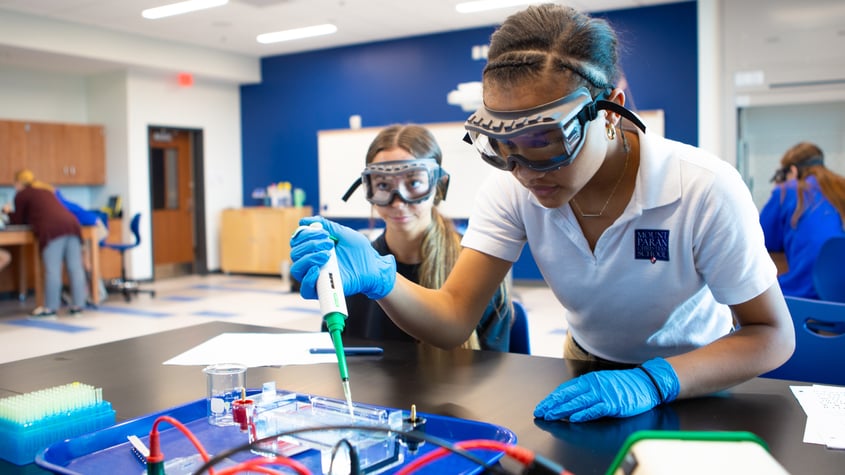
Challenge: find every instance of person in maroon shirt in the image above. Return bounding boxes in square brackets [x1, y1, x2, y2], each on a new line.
[2, 169, 88, 317]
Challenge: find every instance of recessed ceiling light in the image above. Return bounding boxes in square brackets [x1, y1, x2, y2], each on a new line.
[142, 0, 229, 20]
[256, 24, 338, 44]
[455, 0, 541, 14]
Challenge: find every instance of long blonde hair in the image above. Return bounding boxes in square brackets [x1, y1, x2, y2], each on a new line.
[777, 142, 845, 229]
[365, 125, 512, 349]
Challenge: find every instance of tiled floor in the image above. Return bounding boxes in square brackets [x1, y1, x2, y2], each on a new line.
[0, 274, 568, 365]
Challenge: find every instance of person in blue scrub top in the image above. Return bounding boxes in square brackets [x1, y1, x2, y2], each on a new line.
[338, 124, 513, 351]
[291, 4, 795, 422]
[760, 142, 845, 298]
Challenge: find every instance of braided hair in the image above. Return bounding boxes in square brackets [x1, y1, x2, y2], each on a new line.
[484, 4, 621, 99]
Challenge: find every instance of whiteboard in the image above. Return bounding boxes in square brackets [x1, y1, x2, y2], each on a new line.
[638, 109, 664, 137]
[318, 122, 494, 218]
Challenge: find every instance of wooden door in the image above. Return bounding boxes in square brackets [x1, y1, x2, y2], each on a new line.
[149, 129, 194, 275]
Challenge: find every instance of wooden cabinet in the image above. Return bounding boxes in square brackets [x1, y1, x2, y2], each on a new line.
[61, 123, 106, 184]
[0, 119, 106, 185]
[220, 207, 312, 275]
[24, 122, 62, 182]
[0, 121, 28, 182]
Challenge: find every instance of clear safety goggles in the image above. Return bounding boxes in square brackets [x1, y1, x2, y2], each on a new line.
[341, 158, 450, 206]
[463, 86, 646, 172]
[770, 156, 824, 183]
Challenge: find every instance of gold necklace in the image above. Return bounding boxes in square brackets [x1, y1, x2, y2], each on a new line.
[570, 145, 630, 218]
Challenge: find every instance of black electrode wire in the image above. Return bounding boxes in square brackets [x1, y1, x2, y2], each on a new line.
[189, 424, 512, 475]
[328, 438, 360, 475]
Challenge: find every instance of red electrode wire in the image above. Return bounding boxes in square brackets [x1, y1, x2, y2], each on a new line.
[148, 415, 213, 470]
[215, 467, 281, 475]
[395, 439, 571, 475]
[148, 415, 308, 475]
[213, 456, 312, 475]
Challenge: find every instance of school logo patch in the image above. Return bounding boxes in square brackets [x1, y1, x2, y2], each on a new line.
[635, 229, 669, 263]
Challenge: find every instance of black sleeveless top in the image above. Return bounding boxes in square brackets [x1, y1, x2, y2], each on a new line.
[340, 233, 512, 351]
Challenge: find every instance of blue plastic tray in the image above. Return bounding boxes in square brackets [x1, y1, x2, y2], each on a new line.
[35, 392, 516, 474]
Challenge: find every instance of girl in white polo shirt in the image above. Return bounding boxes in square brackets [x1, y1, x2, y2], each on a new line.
[290, 4, 795, 423]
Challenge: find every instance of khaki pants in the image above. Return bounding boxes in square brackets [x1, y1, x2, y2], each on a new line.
[563, 331, 592, 361]
[563, 332, 638, 370]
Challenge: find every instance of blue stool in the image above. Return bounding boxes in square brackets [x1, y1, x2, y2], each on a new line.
[100, 213, 156, 302]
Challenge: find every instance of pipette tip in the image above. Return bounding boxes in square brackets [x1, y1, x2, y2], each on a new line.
[341, 379, 354, 415]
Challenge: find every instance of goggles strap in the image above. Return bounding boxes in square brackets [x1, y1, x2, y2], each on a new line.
[800, 156, 825, 168]
[795, 156, 825, 179]
[341, 179, 362, 202]
[439, 171, 450, 201]
[596, 100, 647, 133]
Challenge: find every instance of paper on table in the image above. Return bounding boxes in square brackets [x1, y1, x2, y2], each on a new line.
[163, 332, 338, 367]
[790, 385, 845, 449]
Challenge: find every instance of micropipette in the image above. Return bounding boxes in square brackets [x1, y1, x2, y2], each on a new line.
[309, 222, 355, 415]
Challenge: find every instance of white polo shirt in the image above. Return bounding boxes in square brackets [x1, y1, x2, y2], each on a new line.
[462, 131, 776, 363]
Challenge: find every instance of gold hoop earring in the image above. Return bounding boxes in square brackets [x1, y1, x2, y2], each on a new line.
[606, 123, 616, 141]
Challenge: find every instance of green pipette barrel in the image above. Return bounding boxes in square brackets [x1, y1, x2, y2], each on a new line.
[324, 311, 349, 381]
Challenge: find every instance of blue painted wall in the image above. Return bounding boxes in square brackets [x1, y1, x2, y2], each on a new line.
[240, 2, 697, 280]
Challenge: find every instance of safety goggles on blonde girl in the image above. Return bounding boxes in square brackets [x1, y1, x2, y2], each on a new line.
[342, 158, 450, 205]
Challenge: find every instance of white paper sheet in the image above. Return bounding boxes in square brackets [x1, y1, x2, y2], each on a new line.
[790, 385, 845, 449]
[162, 332, 339, 367]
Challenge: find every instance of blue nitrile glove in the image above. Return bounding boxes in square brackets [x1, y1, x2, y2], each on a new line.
[289, 216, 396, 300]
[533, 357, 680, 423]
